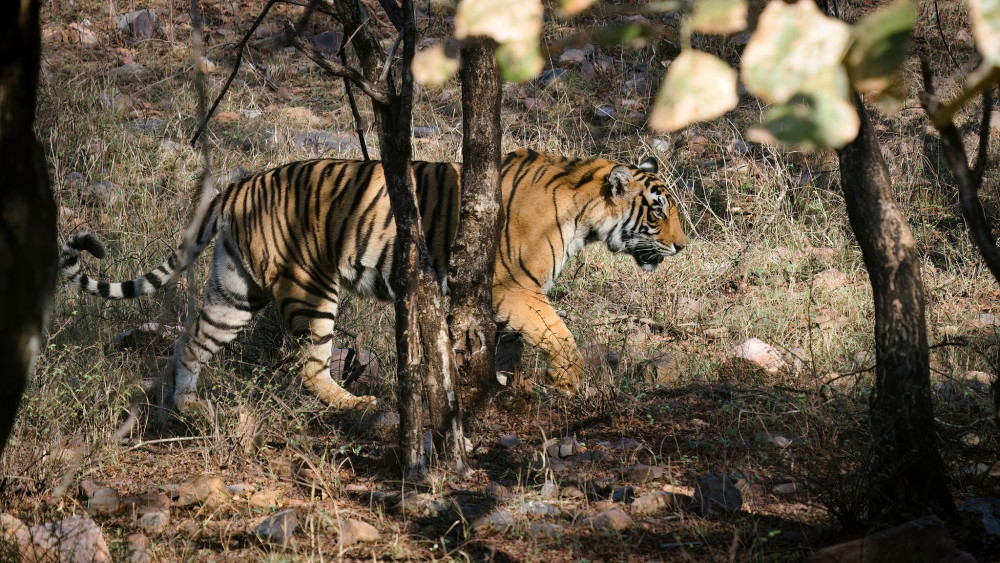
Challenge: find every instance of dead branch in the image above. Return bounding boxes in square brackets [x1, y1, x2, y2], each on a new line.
[287, 27, 389, 105]
[339, 32, 371, 159]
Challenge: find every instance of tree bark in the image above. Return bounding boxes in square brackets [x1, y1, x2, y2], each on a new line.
[448, 37, 504, 409]
[837, 95, 955, 521]
[0, 0, 58, 455]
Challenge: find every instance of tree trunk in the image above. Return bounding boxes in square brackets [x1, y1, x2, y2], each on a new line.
[0, 0, 57, 455]
[837, 95, 955, 521]
[448, 37, 504, 409]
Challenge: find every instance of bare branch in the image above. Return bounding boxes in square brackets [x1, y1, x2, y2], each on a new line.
[339, 32, 371, 159]
[190, 0, 279, 146]
[973, 88, 992, 187]
[288, 29, 390, 105]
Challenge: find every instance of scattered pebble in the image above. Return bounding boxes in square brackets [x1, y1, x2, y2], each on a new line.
[177, 475, 231, 508]
[255, 509, 298, 549]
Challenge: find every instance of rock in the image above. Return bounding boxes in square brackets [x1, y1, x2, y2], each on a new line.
[644, 355, 679, 386]
[611, 486, 635, 503]
[560, 48, 589, 64]
[577, 508, 633, 531]
[566, 450, 607, 464]
[330, 347, 380, 381]
[812, 268, 849, 293]
[621, 464, 664, 484]
[529, 453, 571, 474]
[472, 509, 514, 533]
[580, 60, 597, 80]
[412, 125, 440, 138]
[312, 31, 344, 53]
[539, 479, 559, 498]
[3, 514, 112, 563]
[594, 105, 616, 119]
[729, 338, 787, 374]
[516, 501, 560, 517]
[337, 518, 380, 545]
[137, 509, 169, 536]
[79, 479, 100, 499]
[255, 509, 297, 549]
[292, 131, 361, 153]
[391, 493, 446, 517]
[126, 532, 153, 563]
[651, 138, 672, 153]
[539, 68, 567, 86]
[370, 410, 400, 427]
[612, 437, 642, 450]
[704, 326, 729, 339]
[631, 491, 688, 515]
[249, 488, 283, 508]
[177, 475, 230, 508]
[809, 515, 975, 563]
[498, 434, 521, 448]
[87, 487, 121, 515]
[693, 474, 742, 515]
[68, 22, 99, 45]
[959, 497, 1000, 537]
[529, 522, 563, 538]
[486, 482, 511, 499]
[729, 138, 751, 155]
[772, 482, 805, 494]
[110, 62, 150, 80]
[546, 436, 581, 459]
[114, 10, 158, 33]
[79, 180, 119, 206]
[623, 74, 648, 94]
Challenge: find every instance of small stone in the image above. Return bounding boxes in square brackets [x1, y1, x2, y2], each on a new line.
[177, 475, 230, 508]
[594, 105, 615, 119]
[729, 138, 751, 155]
[611, 486, 635, 503]
[693, 474, 743, 515]
[110, 62, 150, 80]
[539, 480, 559, 498]
[729, 338, 787, 374]
[539, 68, 567, 86]
[79, 180, 119, 206]
[704, 326, 729, 339]
[651, 138, 672, 153]
[578, 508, 633, 531]
[68, 22, 98, 45]
[412, 125, 440, 138]
[580, 60, 596, 80]
[87, 487, 121, 515]
[79, 479, 100, 499]
[337, 518, 379, 545]
[498, 434, 521, 448]
[126, 118, 164, 133]
[516, 501, 560, 517]
[370, 410, 400, 427]
[131, 9, 154, 41]
[126, 532, 153, 563]
[391, 493, 446, 517]
[137, 508, 169, 536]
[486, 482, 511, 499]
[644, 355, 679, 386]
[612, 437, 642, 450]
[566, 450, 607, 464]
[631, 491, 688, 515]
[312, 31, 344, 53]
[621, 464, 664, 484]
[772, 482, 805, 494]
[472, 509, 514, 533]
[529, 522, 563, 538]
[255, 509, 298, 548]
[249, 488, 283, 508]
[546, 436, 581, 459]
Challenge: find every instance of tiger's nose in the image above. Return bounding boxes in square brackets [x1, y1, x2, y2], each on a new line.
[673, 242, 685, 253]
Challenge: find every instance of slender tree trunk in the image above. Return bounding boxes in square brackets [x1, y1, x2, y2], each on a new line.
[837, 95, 955, 521]
[448, 37, 504, 410]
[0, 0, 57, 456]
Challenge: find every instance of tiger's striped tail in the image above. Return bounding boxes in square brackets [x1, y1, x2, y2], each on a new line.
[60, 196, 222, 300]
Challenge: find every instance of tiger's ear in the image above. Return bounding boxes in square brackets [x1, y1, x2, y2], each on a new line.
[608, 165, 635, 198]
[638, 157, 658, 174]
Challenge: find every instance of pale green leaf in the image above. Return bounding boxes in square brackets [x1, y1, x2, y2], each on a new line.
[412, 43, 460, 86]
[740, 0, 851, 104]
[845, 0, 916, 94]
[690, 0, 748, 35]
[593, 21, 660, 48]
[556, 0, 597, 17]
[649, 50, 738, 131]
[747, 92, 860, 150]
[454, 0, 543, 44]
[495, 39, 544, 82]
[969, 0, 1000, 66]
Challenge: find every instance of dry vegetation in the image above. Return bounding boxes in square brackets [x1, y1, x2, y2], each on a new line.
[3, 0, 1000, 560]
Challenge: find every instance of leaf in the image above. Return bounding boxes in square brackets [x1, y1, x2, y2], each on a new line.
[747, 92, 860, 150]
[740, 0, 852, 104]
[689, 0, 748, 35]
[969, 0, 1000, 66]
[869, 70, 908, 115]
[556, 0, 597, 17]
[455, 0, 542, 44]
[495, 39, 544, 82]
[411, 43, 460, 86]
[845, 0, 916, 94]
[649, 50, 738, 132]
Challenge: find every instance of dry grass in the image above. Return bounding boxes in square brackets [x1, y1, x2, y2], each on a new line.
[4, 0, 1000, 560]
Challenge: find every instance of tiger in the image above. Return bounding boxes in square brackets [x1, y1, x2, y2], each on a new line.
[60, 149, 686, 412]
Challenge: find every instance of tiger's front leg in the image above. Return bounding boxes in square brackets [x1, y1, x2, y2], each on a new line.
[493, 284, 583, 395]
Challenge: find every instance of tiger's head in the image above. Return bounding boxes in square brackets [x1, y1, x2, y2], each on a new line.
[603, 157, 686, 271]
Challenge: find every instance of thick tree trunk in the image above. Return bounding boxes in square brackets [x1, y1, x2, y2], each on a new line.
[449, 37, 504, 409]
[837, 95, 955, 521]
[0, 0, 57, 456]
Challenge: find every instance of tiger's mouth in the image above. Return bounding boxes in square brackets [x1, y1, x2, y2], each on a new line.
[633, 250, 666, 271]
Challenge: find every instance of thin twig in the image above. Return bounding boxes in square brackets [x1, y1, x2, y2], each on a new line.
[973, 88, 992, 187]
[190, 0, 278, 146]
[933, 0, 962, 72]
[289, 30, 389, 105]
[340, 32, 371, 159]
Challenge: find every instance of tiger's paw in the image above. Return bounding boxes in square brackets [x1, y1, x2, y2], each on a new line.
[334, 394, 378, 411]
[175, 393, 214, 418]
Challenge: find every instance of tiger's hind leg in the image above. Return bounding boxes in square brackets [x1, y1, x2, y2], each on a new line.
[493, 285, 583, 395]
[280, 287, 378, 410]
[174, 239, 268, 413]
